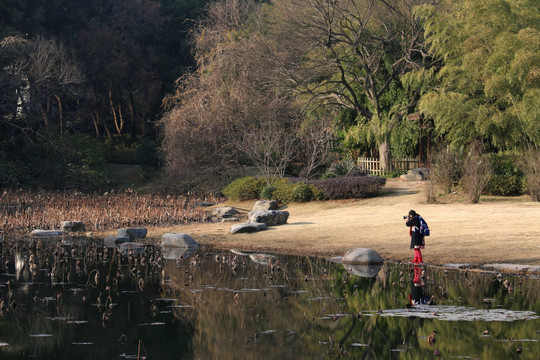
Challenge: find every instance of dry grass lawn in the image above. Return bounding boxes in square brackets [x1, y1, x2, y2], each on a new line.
[139, 178, 540, 266]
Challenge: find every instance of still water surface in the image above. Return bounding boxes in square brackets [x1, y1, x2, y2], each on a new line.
[0, 237, 538, 359]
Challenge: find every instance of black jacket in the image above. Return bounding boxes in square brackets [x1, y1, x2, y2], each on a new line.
[406, 215, 424, 249]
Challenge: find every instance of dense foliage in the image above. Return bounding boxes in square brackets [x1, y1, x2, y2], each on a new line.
[0, 0, 209, 190]
[1, 0, 538, 202]
[222, 175, 385, 202]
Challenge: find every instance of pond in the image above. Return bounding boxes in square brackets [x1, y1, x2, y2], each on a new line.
[0, 236, 538, 359]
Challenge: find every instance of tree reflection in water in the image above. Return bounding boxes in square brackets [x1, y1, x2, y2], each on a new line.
[0, 236, 538, 359]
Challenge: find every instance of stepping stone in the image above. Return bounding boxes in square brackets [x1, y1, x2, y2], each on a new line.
[230, 222, 267, 234]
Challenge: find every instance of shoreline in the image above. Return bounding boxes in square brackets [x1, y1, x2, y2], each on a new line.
[6, 178, 540, 275]
[136, 178, 540, 274]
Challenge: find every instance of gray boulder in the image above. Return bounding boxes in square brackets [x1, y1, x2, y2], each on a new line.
[248, 210, 289, 226]
[252, 200, 278, 212]
[212, 206, 239, 219]
[230, 222, 267, 234]
[400, 167, 430, 181]
[61, 221, 86, 232]
[342, 248, 383, 264]
[119, 242, 146, 255]
[118, 227, 147, 240]
[342, 248, 383, 278]
[104, 235, 130, 248]
[160, 233, 199, 260]
[161, 233, 199, 248]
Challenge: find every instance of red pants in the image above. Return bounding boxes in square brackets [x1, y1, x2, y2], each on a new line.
[412, 248, 423, 264]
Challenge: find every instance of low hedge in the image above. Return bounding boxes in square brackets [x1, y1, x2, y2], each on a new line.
[306, 175, 386, 200]
[223, 175, 386, 202]
[222, 177, 265, 200]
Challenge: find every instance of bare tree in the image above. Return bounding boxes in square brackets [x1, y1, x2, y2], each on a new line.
[0, 35, 84, 136]
[298, 113, 335, 179]
[461, 141, 492, 204]
[161, 0, 304, 184]
[275, 0, 436, 171]
[431, 144, 461, 194]
[521, 146, 540, 201]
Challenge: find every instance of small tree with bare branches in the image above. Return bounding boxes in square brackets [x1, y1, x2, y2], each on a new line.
[521, 146, 540, 201]
[461, 141, 492, 204]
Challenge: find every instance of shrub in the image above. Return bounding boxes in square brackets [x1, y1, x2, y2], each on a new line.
[272, 178, 295, 203]
[222, 177, 265, 200]
[431, 146, 462, 194]
[291, 183, 314, 202]
[461, 141, 492, 203]
[135, 138, 162, 168]
[520, 147, 540, 201]
[485, 174, 523, 196]
[270, 178, 320, 203]
[260, 185, 276, 199]
[484, 153, 523, 196]
[327, 159, 358, 177]
[311, 175, 386, 200]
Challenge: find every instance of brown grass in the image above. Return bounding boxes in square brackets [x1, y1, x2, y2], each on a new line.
[139, 179, 540, 266]
[2, 179, 540, 267]
[0, 190, 221, 234]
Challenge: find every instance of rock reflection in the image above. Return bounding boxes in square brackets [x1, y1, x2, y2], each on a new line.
[342, 263, 382, 277]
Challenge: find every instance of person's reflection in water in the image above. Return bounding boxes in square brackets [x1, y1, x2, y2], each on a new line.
[406, 266, 435, 308]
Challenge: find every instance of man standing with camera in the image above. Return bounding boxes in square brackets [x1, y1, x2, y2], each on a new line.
[404, 209, 425, 264]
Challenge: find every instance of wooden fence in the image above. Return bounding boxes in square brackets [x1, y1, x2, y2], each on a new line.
[357, 157, 420, 176]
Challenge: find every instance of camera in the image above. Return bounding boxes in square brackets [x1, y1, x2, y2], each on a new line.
[403, 215, 408, 219]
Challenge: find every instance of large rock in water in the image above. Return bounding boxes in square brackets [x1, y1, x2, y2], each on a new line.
[248, 210, 289, 226]
[252, 200, 278, 212]
[342, 248, 383, 277]
[230, 222, 267, 234]
[342, 248, 383, 264]
[161, 233, 199, 248]
[161, 233, 199, 260]
[118, 228, 147, 240]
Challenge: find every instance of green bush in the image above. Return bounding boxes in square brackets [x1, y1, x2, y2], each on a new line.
[272, 178, 321, 203]
[135, 138, 162, 167]
[485, 174, 523, 196]
[0, 133, 112, 191]
[291, 183, 314, 202]
[106, 144, 137, 164]
[222, 177, 265, 200]
[484, 153, 524, 196]
[260, 185, 276, 199]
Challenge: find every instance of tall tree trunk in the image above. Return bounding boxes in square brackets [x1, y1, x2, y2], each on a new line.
[38, 103, 49, 126]
[128, 92, 136, 138]
[54, 94, 63, 135]
[109, 84, 123, 136]
[103, 120, 113, 143]
[378, 137, 391, 172]
[92, 111, 100, 138]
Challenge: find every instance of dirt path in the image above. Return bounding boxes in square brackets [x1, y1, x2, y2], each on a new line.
[145, 179, 540, 267]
